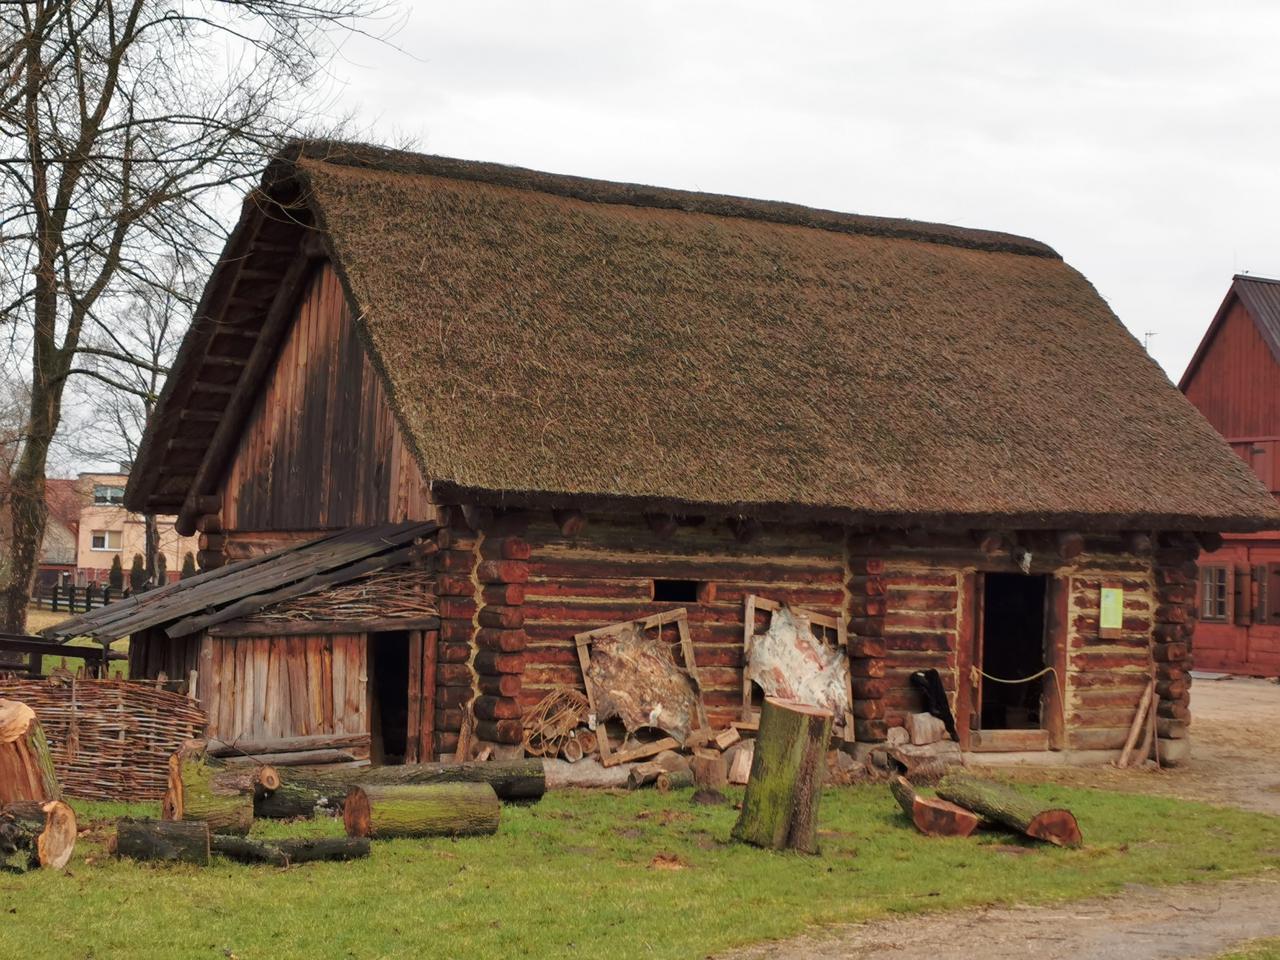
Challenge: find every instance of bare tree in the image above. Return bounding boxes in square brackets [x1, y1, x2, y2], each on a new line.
[0, 0, 392, 631]
[70, 256, 194, 583]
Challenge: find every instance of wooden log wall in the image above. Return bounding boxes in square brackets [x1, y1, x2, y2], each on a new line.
[433, 525, 479, 758]
[1062, 561, 1156, 751]
[1151, 534, 1198, 754]
[197, 634, 368, 743]
[218, 262, 433, 537]
[519, 516, 848, 728]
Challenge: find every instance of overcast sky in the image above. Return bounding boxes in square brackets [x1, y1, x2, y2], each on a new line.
[323, 0, 1280, 380]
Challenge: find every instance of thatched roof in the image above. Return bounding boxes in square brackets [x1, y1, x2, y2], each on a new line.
[127, 141, 1280, 532]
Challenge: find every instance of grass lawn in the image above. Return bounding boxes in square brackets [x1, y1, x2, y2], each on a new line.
[1220, 941, 1280, 960]
[2, 782, 1279, 960]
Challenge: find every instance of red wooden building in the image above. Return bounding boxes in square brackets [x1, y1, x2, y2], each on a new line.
[1180, 274, 1280, 676]
[47, 143, 1280, 767]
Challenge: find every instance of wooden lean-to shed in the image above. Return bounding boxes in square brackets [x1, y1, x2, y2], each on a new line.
[51, 142, 1280, 767]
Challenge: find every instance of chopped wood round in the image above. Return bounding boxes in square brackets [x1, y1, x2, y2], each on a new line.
[889, 776, 979, 838]
[0, 699, 60, 805]
[343, 783, 500, 839]
[0, 800, 76, 870]
[731, 698, 833, 853]
[115, 818, 211, 865]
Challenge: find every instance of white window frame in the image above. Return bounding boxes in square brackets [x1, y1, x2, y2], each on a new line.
[90, 530, 122, 551]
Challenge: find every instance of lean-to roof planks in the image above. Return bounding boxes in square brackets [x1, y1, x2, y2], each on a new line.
[128, 141, 1280, 533]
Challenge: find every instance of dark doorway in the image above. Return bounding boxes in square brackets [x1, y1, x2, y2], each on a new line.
[980, 574, 1048, 730]
[370, 631, 410, 763]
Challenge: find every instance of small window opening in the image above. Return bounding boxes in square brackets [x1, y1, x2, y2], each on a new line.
[652, 579, 699, 602]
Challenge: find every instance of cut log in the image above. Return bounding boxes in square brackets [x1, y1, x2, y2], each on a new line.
[0, 800, 77, 870]
[936, 773, 1082, 847]
[726, 740, 755, 785]
[889, 776, 979, 838]
[543, 758, 629, 790]
[713, 727, 741, 751]
[0, 699, 59, 804]
[655, 770, 694, 793]
[691, 753, 728, 791]
[163, 745, 253, 835]
[115, 818, 211, 865]
[627, 761, 666, 790]
[344, 783, 500, 838]
[211, 835, 371, 866]
[255, 758, 544, 819]
[221, 749, 358, 768]
[731, 698, 833, 853]
[206, 733, 371, 759]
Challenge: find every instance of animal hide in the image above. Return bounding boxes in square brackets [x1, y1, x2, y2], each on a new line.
[745, 605, 850, 715]
[585, 623, 699, 744]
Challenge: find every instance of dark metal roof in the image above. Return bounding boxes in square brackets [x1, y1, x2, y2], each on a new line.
[1180, 274, 1280, 390]
[45, 522, 439, 643]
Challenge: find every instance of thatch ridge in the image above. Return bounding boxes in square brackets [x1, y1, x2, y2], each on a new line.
[279, 139, 1060, 259]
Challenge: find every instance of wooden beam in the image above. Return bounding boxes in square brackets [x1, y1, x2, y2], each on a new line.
[175, 253, 319, 536]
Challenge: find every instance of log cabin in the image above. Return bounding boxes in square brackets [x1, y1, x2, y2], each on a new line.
[49, 142, 1280, 767]
[1180, 274, 1280, 676]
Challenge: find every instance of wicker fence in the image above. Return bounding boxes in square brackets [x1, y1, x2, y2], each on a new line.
[0, 677, 206, 802]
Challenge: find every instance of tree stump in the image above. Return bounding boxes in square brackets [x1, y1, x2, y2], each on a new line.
[114, 818, 211, 865]
[0, 800, 77, 871]
[0, 700, 59, 804]
[731, 698, 833, 853]
[936, 773, 1082, 847]
[343, 783, 501, 838]
[163, 745, 253, 836]
[889, 776, 979, 838]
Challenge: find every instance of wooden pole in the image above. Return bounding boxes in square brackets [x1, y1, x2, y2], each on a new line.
[731, 698, 833, 853]
[1116, 680, 1154, 768]
[343, 783, 500, 838]
[936, 773, 1082, 847]
[0, 699, 60, 804]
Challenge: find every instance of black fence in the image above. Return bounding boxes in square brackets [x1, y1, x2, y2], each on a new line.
[30, 582, 121, 614]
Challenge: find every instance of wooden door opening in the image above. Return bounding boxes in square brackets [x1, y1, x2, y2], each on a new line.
[369, 630, 410, 764]
[978, 573, 1048, 731]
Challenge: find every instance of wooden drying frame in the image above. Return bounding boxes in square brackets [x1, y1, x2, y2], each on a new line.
[575, 607, 709, 767]
[741, 594, 854, 739]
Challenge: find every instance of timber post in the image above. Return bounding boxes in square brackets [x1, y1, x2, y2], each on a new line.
[1151, 533, 1198, 765]
[847, 548, 888, 743]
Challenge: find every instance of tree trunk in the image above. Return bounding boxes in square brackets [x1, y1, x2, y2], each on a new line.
[163, 745, 253, 835]
[691, 753, 728, 791]
[114, 818, 211, 865]
[936, 773, 1083, 847]
[255, 758, 544, 819]
[1, 375, 59, 635]
[0, 800, 77, 870]
[210, 835, 370, 866]
[889, 776, 979, 838]
[0, 699, 60, 804]
[343, 783, 500, 838]
[731, 697, 833, 854]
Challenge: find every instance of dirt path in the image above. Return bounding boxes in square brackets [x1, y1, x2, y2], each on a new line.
[726, 877, 1280, 960]
[721, 676, 1280, 960]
